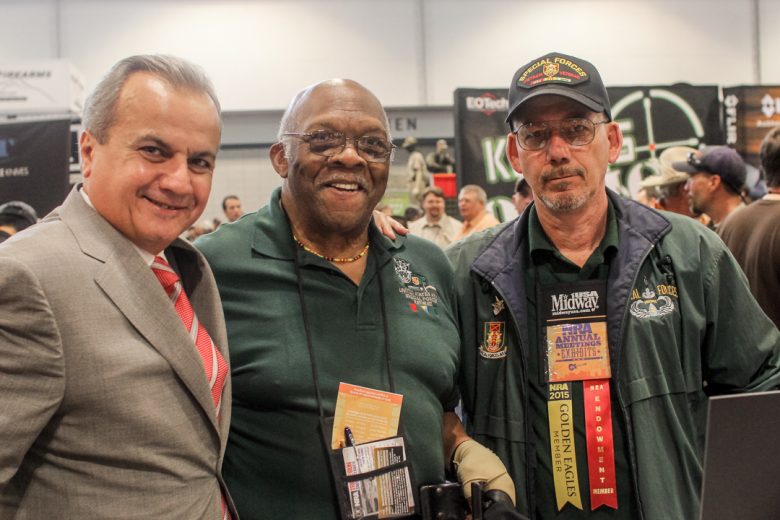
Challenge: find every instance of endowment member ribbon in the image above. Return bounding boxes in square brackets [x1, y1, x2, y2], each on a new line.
[583, 379, 617, 510]
[547, 381, 583, 511]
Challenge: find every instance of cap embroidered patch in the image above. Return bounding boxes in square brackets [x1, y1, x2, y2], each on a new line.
[517, 56, 590, 89]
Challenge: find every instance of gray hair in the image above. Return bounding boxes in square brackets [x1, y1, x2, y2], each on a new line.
[82, 54, 221, 143]
[654, 181, 685, 201]
[276, 79, 392, 160]
[460, 184, 488, 205]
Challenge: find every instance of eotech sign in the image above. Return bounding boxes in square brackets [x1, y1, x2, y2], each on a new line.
[465, 93, 508, 116]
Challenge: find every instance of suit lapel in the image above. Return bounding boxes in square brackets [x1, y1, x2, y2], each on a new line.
[58, 188, 220, 433]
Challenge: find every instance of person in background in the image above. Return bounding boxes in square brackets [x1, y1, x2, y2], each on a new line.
[408, 185, 461, 249]
[453, 184, 500, 241]
[638, 146, 712, 227]
[720, 126, 780, 329]
[446, 51, 780, 520]
[403, 136, 430, 205]
[0, 54, 235, 519]
[672, 145, 747, 231]
[0, 200, 38, 243]
[197, 78, 514, 520]
[426, 138, 456, 173]
[634, 185, 659, 208]
[512, 176, 534, 214]
[222, 195, 243, 223]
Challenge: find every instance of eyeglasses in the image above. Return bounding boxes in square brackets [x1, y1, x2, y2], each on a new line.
[283, 130, 395, 163]
[514, 118, 609, 151]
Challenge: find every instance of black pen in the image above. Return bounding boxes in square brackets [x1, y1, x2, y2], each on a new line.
[344, 426, 357, 448]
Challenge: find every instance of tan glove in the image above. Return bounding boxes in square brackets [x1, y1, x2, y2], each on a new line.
[452, 439, 516, 505]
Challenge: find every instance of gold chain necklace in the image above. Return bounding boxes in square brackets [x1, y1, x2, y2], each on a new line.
[293, 235, 370, 263]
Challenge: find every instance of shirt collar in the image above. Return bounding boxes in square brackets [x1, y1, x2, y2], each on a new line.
[79, 186, 163, 266]
[251, 187, 406, 262]
[528, 196, 619, 264]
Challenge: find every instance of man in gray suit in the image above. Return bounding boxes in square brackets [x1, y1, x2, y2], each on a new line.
[0, 55, 235, 519]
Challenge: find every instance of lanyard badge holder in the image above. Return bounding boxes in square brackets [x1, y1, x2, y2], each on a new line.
[293, 244, 418, 519]
[320, 416, 417, 519]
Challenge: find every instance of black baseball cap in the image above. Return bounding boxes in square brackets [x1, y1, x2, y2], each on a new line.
[506, 52, 612, 127]
[0, 200, 38, 229]
[671, 146, 747, 194]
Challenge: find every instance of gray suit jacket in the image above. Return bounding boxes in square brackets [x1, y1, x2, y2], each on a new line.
[0, 188, 236, 519]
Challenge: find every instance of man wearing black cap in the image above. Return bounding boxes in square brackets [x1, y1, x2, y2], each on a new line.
[671, 145, 747, 230]
[0, 201, 38, 243]
[446, 52, 780, 519]
[719, 126, 780, 329]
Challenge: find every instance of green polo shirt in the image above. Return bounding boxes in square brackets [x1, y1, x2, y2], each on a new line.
[524, 201, 639, 518]
[196, 188, 460, 520]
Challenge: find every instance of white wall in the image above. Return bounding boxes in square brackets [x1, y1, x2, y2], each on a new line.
[1, 0, 775, 218]
[0, 0, 769, 109]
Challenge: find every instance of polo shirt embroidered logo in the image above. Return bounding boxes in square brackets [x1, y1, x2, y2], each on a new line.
[629, 281, 677, 319]
[394, 258, 413, 284]
[393, 258, 439, 314]
[479, 321, 508, 359]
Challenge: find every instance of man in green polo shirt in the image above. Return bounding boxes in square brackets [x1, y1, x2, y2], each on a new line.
[446, 52, 780, 519]
[197, 79, 515, 519]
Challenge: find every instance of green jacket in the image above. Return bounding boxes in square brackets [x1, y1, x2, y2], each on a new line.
[446, 190, 780, 520]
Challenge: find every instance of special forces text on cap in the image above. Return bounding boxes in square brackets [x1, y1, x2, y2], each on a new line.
[506, 52, 612, 127]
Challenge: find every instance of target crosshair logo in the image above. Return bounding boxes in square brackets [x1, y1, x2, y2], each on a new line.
[610, 88, 706, 195]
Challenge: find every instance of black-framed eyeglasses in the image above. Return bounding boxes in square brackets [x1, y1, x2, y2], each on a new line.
[514, 117, 609, 151]
[283, 130, 396, 163]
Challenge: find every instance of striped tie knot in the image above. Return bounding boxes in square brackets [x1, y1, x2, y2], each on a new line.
[152, 256, 180, 290]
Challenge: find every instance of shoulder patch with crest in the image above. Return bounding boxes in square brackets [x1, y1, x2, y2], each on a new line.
[629, 278, 677, 319]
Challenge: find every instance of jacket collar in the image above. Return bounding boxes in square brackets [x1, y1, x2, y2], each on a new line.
[472, 189, 672, 281]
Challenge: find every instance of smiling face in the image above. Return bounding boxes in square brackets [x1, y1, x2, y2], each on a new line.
[271, 80, 390, 240]
[506, 95, 621, 215]
[81, 72, 221, 254]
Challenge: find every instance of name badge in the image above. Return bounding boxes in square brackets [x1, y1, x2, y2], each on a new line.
[539, 280, 610, 382]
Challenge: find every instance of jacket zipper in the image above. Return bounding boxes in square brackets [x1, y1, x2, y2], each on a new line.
[613, 242, 655, 520]
[488, 278, 536, 518]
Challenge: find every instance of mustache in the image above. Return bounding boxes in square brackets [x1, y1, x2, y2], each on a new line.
[540, 167, 585, 184]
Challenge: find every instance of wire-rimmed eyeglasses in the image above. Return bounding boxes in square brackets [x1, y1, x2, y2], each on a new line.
[283, 130, 396, 163]
[514, 118, 609, 151]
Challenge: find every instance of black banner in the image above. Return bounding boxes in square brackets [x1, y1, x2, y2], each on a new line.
[453, 88, 515, 220]
[722, 85, 780, 168]
[454, 85, 724, 221]
[0, 119, 71, 216]
[608, 85, 722, 195]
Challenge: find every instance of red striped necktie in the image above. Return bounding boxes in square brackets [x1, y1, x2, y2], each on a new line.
[151, 256, 231, 519]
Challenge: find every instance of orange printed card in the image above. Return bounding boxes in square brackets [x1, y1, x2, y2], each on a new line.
[546, 321, 611, 382]
[330, 383, 404, 450]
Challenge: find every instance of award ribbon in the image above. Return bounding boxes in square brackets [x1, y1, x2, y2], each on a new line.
[584, 379, 618, 510]
[547, 381, 583, 511]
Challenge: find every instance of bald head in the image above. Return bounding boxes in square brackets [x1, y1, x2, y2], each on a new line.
[278, 79, 390, 143]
